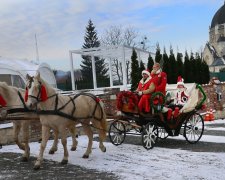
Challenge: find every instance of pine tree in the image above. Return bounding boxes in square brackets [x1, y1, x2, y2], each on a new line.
[194, 53, 202, 83]
[162, 47, 171, 83]
[130, 48, 140, 91]
[176, 52, 184, 77]
[155, 43, 162, 63]
[139, 60, 145, 73]
[201, 60, 210, 84]
[169, 46, 177, 83]
[80, 19, 109, 89]
[189, 52, 195, 83]
[183, 51, 190, 83]
[147, 53, 154, 71]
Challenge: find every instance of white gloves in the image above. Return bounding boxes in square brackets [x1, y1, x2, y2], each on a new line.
[138, 91, 143, 96]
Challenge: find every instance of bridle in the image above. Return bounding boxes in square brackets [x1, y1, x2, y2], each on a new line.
[27, 77, 42, 103]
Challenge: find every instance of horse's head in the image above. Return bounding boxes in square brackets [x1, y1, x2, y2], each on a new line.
[25, 71, 48, 109]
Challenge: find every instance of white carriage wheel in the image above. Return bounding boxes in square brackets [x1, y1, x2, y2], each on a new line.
[142, 122, 158, 150]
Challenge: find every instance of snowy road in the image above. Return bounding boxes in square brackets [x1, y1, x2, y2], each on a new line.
[0, 119, 225, 180]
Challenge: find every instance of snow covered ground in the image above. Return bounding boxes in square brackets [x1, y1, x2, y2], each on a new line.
[1, 120, 225, 180]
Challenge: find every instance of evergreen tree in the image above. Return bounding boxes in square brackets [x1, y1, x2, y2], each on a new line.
[201, 60, 210, 84]
[194, 53, 202, 84]
[130, 49, 140, 91]
[176, 52, 184, 77]
[169, 46, 177, 83]
[80, 19, 109, 89]
[155, 43, 162, 63]
[189, 52, 195, 83]
[183, 51, 190, 83]
[139, 60, 145, 77]
[162, 47, 171, 83]
[147, 53, 154, 71]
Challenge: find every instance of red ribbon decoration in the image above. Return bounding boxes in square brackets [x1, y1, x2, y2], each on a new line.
[95, 97, 101, 103]
[24, 85, 47, 102]
[25, 88, 28, 102]
[40, 85, 48, 101]
[0, 95, 7, 107]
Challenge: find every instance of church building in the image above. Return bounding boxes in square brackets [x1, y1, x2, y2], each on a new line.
[203, 2, 225, 72]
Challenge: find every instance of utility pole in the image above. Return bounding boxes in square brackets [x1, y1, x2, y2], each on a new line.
[35, 34, 39, 62]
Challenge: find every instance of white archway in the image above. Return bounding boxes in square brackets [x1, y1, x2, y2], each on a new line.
[69, 45, 154, 90]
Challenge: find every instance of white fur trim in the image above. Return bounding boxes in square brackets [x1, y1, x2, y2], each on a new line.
[142, 70, 150, 76]
[177, 81, 184, 86]
[140, 76, 151, 85]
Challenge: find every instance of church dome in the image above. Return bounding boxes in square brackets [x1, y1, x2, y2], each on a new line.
[211, 2, 225, 28]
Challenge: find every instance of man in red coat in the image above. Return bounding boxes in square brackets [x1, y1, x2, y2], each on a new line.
[151, 63, 167, 95]
[137, 69, 157, 112]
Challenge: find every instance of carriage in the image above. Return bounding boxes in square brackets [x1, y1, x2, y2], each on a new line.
[108, 84, 206, 150]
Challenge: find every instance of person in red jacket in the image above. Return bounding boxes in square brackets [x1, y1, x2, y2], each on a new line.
[174, 76, 189, 108]
[167, 76, 189, 120]
[136, 69, 157, 113]
[151, 63, 167, 95]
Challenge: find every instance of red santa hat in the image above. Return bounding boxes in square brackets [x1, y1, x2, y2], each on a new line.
[177, 76, 184, 86]
[142, 69, 150, 77]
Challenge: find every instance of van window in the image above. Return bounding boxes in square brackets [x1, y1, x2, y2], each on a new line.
[0, 74, 12, 85]
[12, 75, 25, 89]
[0, 74, 25, 89]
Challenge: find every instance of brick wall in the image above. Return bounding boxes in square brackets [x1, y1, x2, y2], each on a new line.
[202, 82, 225, 119]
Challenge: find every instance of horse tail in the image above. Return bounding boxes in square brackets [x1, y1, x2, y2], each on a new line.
[99, 100, 107, 139]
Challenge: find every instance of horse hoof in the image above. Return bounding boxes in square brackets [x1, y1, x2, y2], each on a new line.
[70, 147, 76, 151]
[21, 157, 29, 162]
[102, 147, 106, 153]
[49, 150, 55, 154]
[61, 159, 68, 165]
[33, 165, 40, 170]
[82, 154, 89, 159]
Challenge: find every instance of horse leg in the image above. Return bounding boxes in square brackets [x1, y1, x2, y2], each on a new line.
[93, 120, 106, 152]
[34, 125, 50, 170]
[60, 129, 69, 164]
[21, 121, 30, 162]
[13, 122, 25, 150]
[82, 123, 93, 158]
[68, 126, 78, 151]
[49, 129, 58, 154]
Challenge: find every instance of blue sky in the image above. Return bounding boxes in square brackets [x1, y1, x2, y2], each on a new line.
[0, 0, 223, 71]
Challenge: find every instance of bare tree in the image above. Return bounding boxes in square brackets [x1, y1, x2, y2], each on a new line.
[124, 26, 138, 46]
[101, 25, 138, 85]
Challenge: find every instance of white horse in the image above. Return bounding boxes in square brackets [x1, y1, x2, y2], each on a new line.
[0, 82, 77, 161]
[25, 72, 107, 170]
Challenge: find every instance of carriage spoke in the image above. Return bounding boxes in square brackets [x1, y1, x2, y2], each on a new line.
[184, 113, 204, 144]
[142, 123, 158, 150]
[109, 120, 126, 146]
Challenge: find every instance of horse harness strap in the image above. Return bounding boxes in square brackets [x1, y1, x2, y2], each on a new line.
[36, 92, 103, 122]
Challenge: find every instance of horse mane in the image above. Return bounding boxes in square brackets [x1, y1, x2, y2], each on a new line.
[0, 82, 15, 96]
[0, 81, 25, 94]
